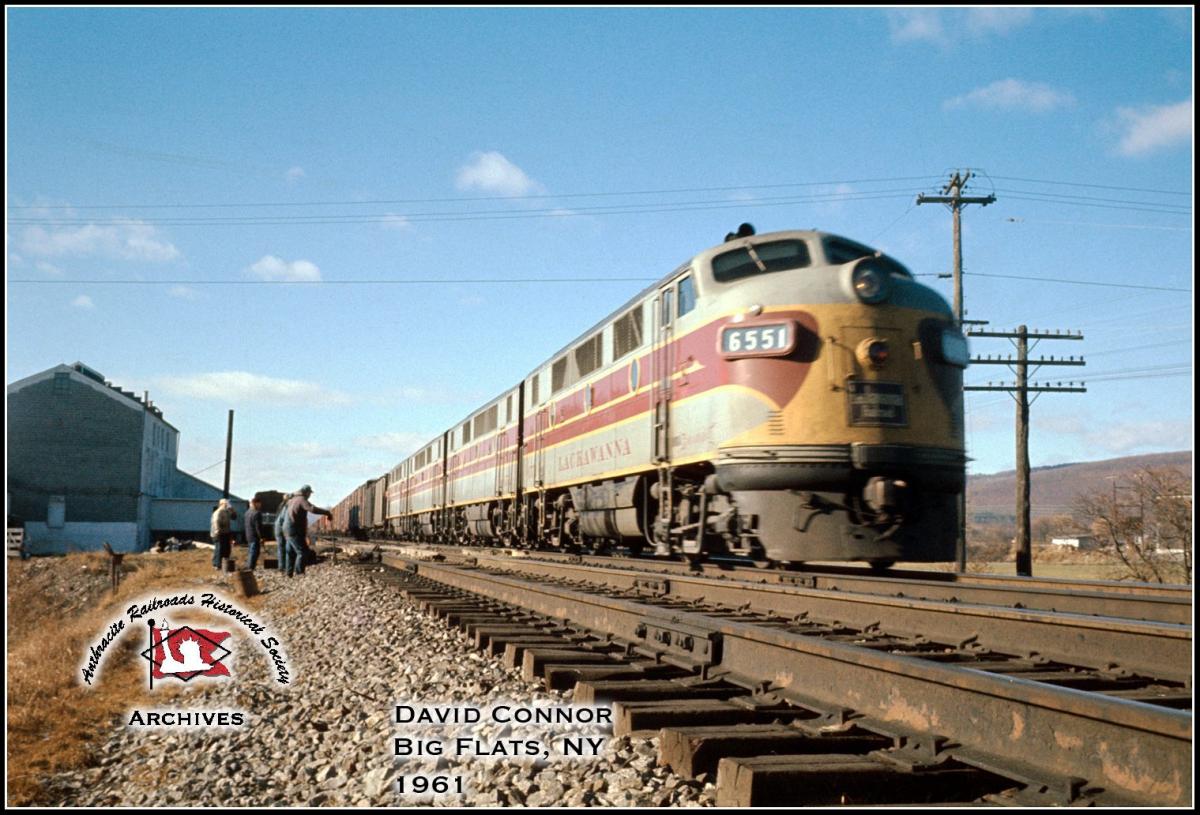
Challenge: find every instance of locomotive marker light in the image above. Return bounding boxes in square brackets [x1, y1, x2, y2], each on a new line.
[856, 337, 891, 369]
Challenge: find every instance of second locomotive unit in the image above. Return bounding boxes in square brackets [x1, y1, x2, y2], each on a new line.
[333, 225, 967, 566]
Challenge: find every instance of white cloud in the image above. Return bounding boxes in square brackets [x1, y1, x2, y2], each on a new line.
[285, 166, 306, 183]
[354, 431, 435, 458]
[1031, 413, 1193, 456]
[965, 8, 1033, 36]
[168, 285, 201, 300]
[1111, 99, 1193, 156]
[156, 371, 351, 406]
[184, 440, 382, 501]
[888, 9, 1033, 44]
[70, 294, 95, 309]
[887, 9, 944, 43]
[1088, 420, 1194, 455]
[455, 151, 543, 196]
[944, 79, 1075, 113]
[246, 255, 322, 282]
[36, 261, 65, 277]
[20, 218, 180, 262]
[380, 213, 412, 231]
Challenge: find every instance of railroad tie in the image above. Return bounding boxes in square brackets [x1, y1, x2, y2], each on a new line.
[613, 698, 809, 737]
[493, 636, 576, 662]
[573, 678, 745, 706]
[715, 753, 1011, 807]
[519, 648, 620, 682]
[658, 723, 892, 778]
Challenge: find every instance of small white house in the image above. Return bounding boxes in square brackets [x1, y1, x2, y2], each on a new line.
[1050, 534, 1098, 550]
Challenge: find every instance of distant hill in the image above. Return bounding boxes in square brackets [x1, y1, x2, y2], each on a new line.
[967, 451, 1192, 522]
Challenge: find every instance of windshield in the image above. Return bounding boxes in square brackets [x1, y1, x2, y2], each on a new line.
[712, 239, 812, 283]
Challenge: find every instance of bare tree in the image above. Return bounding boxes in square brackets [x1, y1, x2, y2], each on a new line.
[1074, 467, 1192, 584]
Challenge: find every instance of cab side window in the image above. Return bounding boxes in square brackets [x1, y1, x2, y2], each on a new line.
[677, 276, 696, 317]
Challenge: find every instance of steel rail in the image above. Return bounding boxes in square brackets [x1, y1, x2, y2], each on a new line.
[519, 550, 1192, 624]
[454, 553, 1192, 683]
[384, 555, 1191, 805]
[329, 538, 1191, 624]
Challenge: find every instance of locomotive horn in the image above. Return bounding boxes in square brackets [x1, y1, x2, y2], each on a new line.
[725, 223, 756, 241]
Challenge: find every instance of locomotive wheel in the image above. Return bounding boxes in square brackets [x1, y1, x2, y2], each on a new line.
[868, 559, 897, 572]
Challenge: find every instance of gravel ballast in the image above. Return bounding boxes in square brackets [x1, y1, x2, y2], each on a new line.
[46, 561, 717, 807]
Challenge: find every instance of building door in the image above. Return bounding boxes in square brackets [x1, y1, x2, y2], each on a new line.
[47, 495, 65, 528]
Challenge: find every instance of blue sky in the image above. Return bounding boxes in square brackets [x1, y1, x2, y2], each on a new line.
[6, 7, 1193, 505]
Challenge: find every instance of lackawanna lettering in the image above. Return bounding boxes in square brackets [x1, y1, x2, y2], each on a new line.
[557, 438, 632, 472]
[128, 709, 245, 727]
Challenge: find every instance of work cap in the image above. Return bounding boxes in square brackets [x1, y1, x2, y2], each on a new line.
[299, 484, 313, 495]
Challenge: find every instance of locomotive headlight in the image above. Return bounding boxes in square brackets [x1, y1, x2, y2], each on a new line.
[939, 328, 970, 367]
[851, 263, 890, 304]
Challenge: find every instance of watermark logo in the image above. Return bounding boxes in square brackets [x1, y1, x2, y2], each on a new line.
[140, 619, 233, 688]
[81, 591, 292, 689]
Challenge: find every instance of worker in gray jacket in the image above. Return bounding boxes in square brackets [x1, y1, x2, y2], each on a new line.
[282, 485, 332, 577]
[210, 499, 237, 570]
[274, 494, 290, 574]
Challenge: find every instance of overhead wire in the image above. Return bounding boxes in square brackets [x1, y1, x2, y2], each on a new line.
[8, 190, 920, 227]
[961, 271, 1189, 293]
[987, 174, 1191, 197]
[8, 175, 946, 211]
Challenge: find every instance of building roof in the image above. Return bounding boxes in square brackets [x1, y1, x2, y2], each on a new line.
[6, 362, 178, 432]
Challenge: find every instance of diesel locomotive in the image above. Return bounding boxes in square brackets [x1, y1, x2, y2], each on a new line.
[330, 225, 968, 566]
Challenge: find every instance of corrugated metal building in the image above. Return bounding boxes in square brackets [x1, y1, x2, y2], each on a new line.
[6, 362, 246, 554]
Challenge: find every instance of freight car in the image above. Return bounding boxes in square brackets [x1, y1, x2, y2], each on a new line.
[330, 477, 386, 541]
[337, 226, 967, 566]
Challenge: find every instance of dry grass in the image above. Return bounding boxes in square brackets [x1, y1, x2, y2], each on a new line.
[6, 549, 265, 806]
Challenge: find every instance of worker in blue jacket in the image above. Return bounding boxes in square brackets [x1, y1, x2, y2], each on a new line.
[282, 485, 333, 577]
[274, 495, 290, 574]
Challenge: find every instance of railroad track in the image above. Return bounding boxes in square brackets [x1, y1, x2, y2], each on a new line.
[325, 538, 1191, 624]
[351, 547, 1191, 806]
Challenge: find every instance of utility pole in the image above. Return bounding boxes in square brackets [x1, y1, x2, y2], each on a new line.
[917, 170, 996, 571]
[917, 170, 996, 325]
[223, 409, 234, 499]
[966, 326, 1085, 576]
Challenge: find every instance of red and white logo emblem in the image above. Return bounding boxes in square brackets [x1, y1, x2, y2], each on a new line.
[139, 619, 232, 687]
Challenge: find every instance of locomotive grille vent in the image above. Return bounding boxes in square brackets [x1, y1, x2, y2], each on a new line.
[767, 411, 785, 436]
